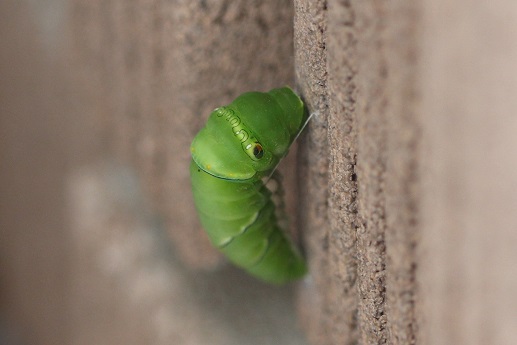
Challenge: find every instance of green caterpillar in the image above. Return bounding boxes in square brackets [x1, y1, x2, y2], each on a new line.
[190, 86, 307, 284]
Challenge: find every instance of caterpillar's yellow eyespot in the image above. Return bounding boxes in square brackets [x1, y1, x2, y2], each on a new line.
[253, 144, 264, 159]
[243, 141, 264, 161]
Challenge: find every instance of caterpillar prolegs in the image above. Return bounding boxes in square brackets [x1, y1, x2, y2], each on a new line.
[190, 87, 307, 284]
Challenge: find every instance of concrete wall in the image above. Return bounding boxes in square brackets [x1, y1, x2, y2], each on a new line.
[1, 0, 517, 344]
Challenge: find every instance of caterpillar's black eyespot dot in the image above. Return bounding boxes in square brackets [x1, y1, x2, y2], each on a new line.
[253, 144, 264, 159]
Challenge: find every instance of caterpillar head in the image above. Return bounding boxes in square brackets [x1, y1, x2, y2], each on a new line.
[190, 107, 278, 180]
[190, 87, 304, 181]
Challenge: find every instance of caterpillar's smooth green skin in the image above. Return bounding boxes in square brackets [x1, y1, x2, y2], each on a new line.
[190, 87, 307, 284]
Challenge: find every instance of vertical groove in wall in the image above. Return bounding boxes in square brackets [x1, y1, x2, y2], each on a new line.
[382, 2, 420, 344]
[353, 1, 389, 343]
[293, 0, 331, 343]
[326, 0, 359, 344]
[351, 1, 421, 344]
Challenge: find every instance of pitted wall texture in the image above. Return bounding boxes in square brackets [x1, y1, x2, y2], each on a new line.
[294, 1, 420, 344]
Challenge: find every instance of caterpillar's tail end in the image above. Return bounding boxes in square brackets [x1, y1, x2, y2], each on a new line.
[265, 257, 307, 286]
[287, 258, 308, 283]
[245, 238, 308, 286]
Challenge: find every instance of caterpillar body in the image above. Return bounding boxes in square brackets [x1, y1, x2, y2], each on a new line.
[190, 87, 307, 284]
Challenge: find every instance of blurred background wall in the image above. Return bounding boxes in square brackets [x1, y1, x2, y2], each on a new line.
[0, 1, 307, 344]
[0, 1, 76, 343]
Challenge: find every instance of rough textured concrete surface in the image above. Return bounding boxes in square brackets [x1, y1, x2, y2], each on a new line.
[3, 0, 517, 344]
[295, 0, 517, 344]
